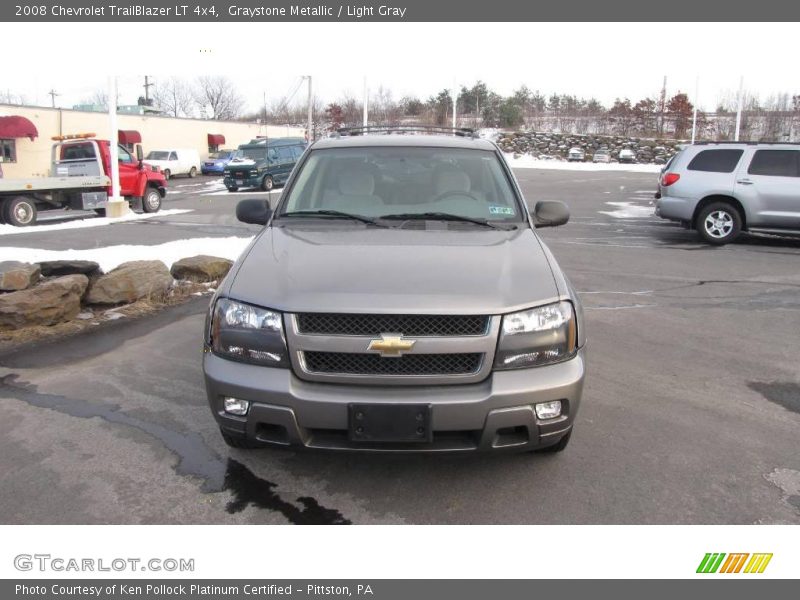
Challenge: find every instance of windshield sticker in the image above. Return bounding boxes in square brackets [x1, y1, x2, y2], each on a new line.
[489, 206, 514, 215]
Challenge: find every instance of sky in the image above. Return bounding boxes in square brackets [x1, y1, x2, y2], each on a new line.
[3, 22, 799, 114]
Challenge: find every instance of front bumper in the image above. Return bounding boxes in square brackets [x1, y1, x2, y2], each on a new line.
[223, 174, 260, 189]
[203, 347, 586, 452]
[202, 165, 225, 175]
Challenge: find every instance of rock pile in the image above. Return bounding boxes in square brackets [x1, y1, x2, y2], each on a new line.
[0, 255, 234, 332]
[496, 131, 686, 164]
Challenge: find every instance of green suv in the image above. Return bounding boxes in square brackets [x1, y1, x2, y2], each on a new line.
[223, 137, 306, 192]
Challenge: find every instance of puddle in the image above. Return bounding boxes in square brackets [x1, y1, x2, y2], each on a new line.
[747, 381, 800, 414]
[0, 374, 350, 524]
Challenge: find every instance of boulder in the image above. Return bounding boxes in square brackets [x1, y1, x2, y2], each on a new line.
[0, 274, 88, 330]
[0, 261, 41, 291]
[170, 255, 233, 283]
[86, 260, 173, 305]
[38, 260, 101, 277]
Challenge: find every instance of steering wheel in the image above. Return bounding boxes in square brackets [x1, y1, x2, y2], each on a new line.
[431, 190, 482, 205]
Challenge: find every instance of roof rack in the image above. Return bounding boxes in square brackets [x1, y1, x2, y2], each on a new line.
[333, 125, 480, 139]
[694, 141, 797, 146]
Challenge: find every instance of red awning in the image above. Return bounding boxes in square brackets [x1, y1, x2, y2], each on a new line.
[118, 130, 141, 144]
[0, 116, 38, 140]
[208, 133, 225, 146]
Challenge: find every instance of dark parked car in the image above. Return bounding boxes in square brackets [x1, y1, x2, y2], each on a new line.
[223, 138, 306, 192]
[202, 149, 237, 175]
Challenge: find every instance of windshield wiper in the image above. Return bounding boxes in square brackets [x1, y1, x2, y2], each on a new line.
[379, 212, 513, 230]
[279, 209, 386, 227]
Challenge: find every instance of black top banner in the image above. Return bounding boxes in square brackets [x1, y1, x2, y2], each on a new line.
[3, 0, 799, 21]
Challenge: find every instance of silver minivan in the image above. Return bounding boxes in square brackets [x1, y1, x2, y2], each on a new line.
[655, 142, 800, 244]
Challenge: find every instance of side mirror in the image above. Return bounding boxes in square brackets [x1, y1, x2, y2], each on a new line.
[236, 199, 272, 225]
[533, 201, 570, 228]
[135, 144, 143, 161]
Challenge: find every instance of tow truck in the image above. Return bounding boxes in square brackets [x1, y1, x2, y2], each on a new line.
[0, 133, 167, 226]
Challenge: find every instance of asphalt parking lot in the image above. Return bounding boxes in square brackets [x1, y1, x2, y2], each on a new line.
[1, 169, 799, 524]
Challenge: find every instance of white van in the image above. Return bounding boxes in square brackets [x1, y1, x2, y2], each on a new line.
[143, 148, 201, 179]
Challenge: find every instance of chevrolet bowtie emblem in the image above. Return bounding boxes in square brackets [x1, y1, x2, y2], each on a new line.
[367, 334, 416, 357]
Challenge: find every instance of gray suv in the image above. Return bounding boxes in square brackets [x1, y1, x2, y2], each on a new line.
[655, 142, 800, 244]
[203, 127, 586, 453]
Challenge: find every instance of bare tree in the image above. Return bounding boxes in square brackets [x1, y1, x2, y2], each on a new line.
[194, 76, 245, 121]
[79, 89, 109, 109]
[154, 76, 194, 118]
[0, 90, 28, 105]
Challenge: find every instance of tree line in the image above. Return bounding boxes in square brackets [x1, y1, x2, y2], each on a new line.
[2, 78, 798, 142]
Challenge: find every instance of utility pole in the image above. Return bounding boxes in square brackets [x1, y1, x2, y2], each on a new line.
[106, 76, 129, 218]
[691, 75, 699, 144]
[452, 83, 457, 129]
[48, 89, 59, 108]
[143, 76, 154, 105]
[262, 90, 269, 139]
[363, 76, 368, 127]
[305, 76, 313, 143]
[734, 76, 744, 141]
[657, 76, 667, 137]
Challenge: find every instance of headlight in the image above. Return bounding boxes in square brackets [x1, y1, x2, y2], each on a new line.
[494, 301, 577, 370]
[249, 169, 258, 176]
[223, 169, 230, 175]
[209, 298, 288, 367]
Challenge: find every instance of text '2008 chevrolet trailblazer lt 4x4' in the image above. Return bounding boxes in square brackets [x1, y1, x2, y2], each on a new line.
[203, 126, 586, 454]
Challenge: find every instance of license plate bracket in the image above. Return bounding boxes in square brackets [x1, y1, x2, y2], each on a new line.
[348, 404, 432, 443]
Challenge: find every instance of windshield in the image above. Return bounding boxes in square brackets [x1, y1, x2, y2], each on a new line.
[209, 151, 232, 160]
[146, 151, 170, 160]
[234, 148, 269, 161]
[279, 147, 523, 222]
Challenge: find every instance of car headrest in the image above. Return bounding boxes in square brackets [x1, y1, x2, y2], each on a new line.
[435, 169, 471, 195]
[338, 169, 375, 196]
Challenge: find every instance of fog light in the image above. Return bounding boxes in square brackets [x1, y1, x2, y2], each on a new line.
[223, 397, 250, 416]
[535, 400, 562, 420]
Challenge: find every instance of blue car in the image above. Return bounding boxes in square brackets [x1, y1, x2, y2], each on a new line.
[201, 149, 237, 175]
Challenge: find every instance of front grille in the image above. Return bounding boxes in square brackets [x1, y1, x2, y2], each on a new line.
[296, 313, 489, 337]
[303, 352, 483, 376]
[231, 169, 248, 178]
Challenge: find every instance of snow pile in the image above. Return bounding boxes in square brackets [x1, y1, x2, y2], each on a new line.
[0, 209, 193, 236]
[1, 236, 254, 272]
[504, 153, 662, 173]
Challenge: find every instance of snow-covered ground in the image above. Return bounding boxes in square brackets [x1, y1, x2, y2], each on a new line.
[504, 153, 662, 173]
[2, 236, 253, 272]
[0, 209, 193, 236]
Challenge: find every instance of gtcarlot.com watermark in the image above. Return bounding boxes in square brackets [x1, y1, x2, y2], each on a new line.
[14, 554, 195, 573]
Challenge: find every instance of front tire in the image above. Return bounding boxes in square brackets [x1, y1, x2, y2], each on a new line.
[261, 175, 274, 192]
[188, 167, 197, 178]
[696, 202, 742, 245]
[142, 188, 162, 213]
[227, 187, 238, 193]
[3, 196, 37, 227]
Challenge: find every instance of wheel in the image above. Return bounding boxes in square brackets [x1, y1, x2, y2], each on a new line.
[696, 202, 742, 245]
[227, 187, 238, 193]
[3, 196, 37, 227]
[221, 429, 262, 449]
[534, 430, 572, 454]
[94, 208, 106, 217]
[141, 188, 162, 213]
[162, 169, 171, 180]
[261, 175, 274, 192]
[188, 167, 197, 178]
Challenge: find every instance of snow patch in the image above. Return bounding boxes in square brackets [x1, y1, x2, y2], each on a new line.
[1, 236, 254, 272]
[599, 202, 655, 219]
[0, 209, 193, 236]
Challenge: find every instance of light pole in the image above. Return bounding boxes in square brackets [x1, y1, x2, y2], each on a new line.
[106, 76, 128, 217]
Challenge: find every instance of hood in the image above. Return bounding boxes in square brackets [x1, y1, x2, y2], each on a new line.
[227, 225, 559, 314]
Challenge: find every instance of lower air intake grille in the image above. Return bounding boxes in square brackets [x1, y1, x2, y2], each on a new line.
[303, 352, 483, 376]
